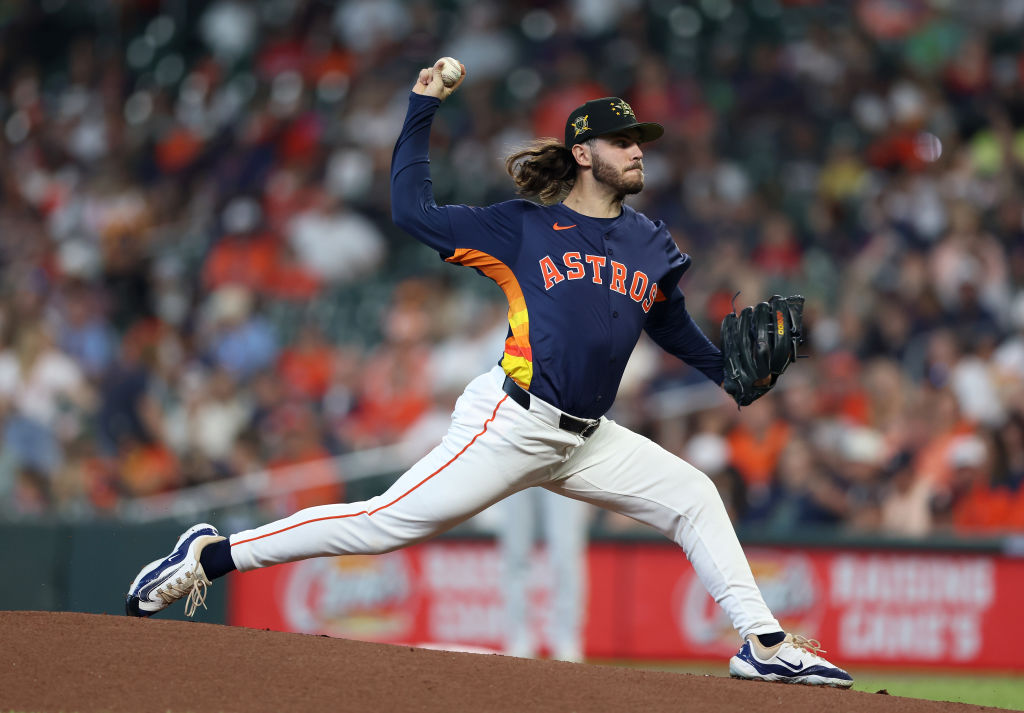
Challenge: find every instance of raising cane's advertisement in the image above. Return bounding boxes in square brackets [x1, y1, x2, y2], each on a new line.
[229, 541, 1024, 670]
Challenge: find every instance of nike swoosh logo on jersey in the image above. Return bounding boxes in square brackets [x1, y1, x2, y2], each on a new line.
[776, 656, 804, 671]
[552, 222, 577, 231]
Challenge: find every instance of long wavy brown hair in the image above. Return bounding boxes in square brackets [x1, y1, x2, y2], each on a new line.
[504, 139, 580, 205]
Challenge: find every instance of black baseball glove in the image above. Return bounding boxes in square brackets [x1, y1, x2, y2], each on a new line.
[720, 294, 806, 407]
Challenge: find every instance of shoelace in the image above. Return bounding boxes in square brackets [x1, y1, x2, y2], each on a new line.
[183, 573, 209, 618]
[155, 563, 211, 617]
[788, 634, 827, 657]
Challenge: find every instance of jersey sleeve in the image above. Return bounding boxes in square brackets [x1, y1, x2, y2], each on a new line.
[390, 93, 521, 264]
[644, 286, 725, 385]
[390, 93, 454, 255]
[655, 222, 691, 294]
[445, 202, 523, 265]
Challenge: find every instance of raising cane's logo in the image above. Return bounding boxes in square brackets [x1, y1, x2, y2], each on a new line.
[673, 551, 823, 652]
[283, 553, 418, 639]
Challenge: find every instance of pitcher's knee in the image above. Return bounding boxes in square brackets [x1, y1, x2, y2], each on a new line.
[361, 530, 408, 554]
[691, 470, 723, 502]
[669, 468, 728, 517]
[360, 520, 439, 554]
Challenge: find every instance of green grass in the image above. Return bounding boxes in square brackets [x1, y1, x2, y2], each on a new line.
[850, 671, 1024, 710]
[597, 660, 1024, 710]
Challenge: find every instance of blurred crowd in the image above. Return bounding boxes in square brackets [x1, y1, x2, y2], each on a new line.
[0, 0, 1023, 538]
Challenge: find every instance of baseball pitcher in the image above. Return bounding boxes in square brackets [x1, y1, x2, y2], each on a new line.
[125, 59, 850, 687]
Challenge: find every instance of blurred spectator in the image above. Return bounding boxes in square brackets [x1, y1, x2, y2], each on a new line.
[817, 351, 871, 424]
[341, 281, 434, 448]
[202, 197, 281, 294]
[95, 321, 161, 457]
[880, 451, 934, 537]
[285, 194, 386, 283]
[277, 323, 336, 402]
[118, 436, 179, 498]
[53, 282, 117, 380]
[929, 201, 1010, 321]
[913, 387, 978, 493]
[0, 323, 94, 500]
[932, 434, 1013, 533]
[727, 398, 789, 521]
[834, 426, 888, 531]
[765, 437, 844, 532]
[752, 213, 803, 280]
[264, 399, 342, 516]
[185, 368, 251, 478]
[202, 285, 278, 379]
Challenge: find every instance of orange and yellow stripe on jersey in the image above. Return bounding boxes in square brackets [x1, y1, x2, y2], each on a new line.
[446, 248, 532, 388]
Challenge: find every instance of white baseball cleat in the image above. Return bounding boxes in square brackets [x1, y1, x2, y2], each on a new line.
[125, 523, 225, 618]
[729, 633, 853, 688]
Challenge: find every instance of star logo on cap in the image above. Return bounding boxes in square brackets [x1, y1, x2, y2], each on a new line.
[610, 99, 635, 118]
[572, 115, 590, 138]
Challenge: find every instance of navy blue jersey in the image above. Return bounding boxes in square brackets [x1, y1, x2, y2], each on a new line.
[392, 94, 723, 419]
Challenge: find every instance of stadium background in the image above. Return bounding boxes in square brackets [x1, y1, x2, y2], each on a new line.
[1, 0, 1023, 699]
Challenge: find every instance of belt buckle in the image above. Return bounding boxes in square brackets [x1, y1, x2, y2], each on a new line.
[580, 421, 599, 438]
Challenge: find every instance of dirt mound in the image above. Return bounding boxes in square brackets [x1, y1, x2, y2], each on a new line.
[0, 611, 1002, 713]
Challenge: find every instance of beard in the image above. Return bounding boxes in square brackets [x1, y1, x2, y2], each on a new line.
[591, 151, 644, 196]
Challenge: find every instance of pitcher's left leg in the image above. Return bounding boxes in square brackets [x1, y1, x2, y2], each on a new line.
[548, 419, 779, 640]
[548, 420, 852, 686]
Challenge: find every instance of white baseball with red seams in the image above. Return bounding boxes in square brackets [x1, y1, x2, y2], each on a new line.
[437, 57, 461, 87]
[228, 365, 782, 641]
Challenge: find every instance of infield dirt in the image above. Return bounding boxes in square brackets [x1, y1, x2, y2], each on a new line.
[0, 611, 1011, 712]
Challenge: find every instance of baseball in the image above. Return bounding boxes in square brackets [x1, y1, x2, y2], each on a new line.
[437, 57, 462, 88]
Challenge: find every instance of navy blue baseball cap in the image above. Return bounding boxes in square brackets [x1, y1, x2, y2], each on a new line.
[564, 97, 664, 148]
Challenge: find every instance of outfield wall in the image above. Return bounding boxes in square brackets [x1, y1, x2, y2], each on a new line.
[228, 538, 1024, 671]
[0, 522, 228, 623]
[2, 522, 1020, 670]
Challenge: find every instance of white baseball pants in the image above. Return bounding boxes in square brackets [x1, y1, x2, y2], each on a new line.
[229, 366, 781, 640]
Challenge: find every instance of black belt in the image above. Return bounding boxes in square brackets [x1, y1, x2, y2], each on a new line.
[502, 376, 600, 438]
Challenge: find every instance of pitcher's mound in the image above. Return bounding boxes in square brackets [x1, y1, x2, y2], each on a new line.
[0, 611, 996, 712]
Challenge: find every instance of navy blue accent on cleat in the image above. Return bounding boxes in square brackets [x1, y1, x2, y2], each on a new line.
[125, 595, 143, 617]
[777, 658, 803, 671]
